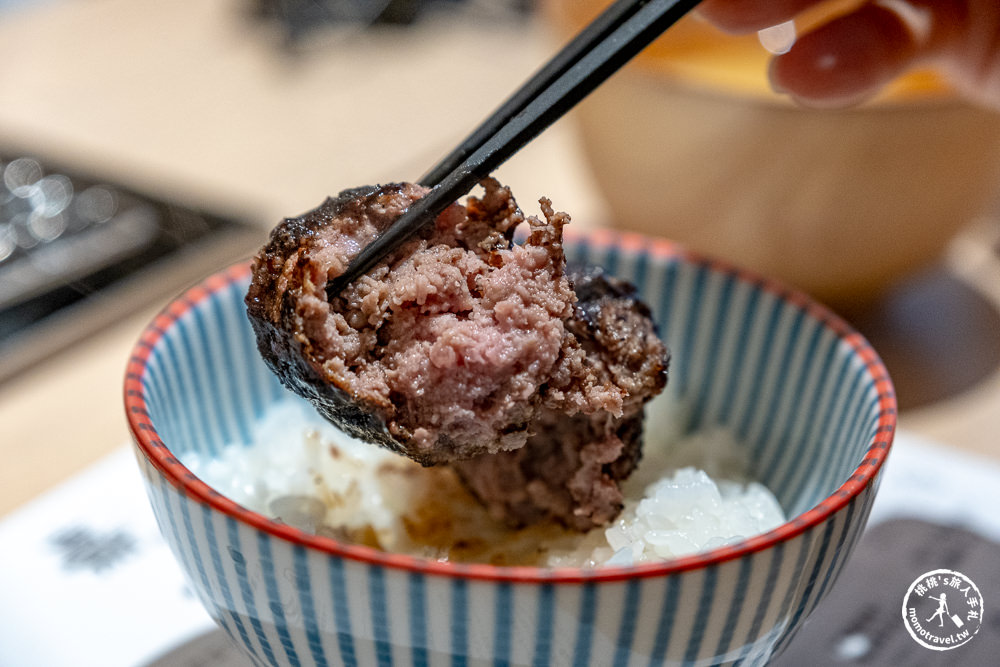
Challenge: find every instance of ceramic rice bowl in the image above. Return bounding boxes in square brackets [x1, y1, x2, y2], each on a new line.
[125, 230, 896, 666]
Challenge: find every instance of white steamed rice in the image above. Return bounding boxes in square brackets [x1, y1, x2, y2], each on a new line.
[185, 394, 785, 567]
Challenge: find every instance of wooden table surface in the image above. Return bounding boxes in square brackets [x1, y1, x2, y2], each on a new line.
[2, 0, 999, 518]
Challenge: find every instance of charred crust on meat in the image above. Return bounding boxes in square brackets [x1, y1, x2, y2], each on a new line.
[246, 180, 670, 528]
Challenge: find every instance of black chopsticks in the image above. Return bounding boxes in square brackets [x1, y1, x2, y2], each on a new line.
[417, 0, 668, 189]
[326, 0, 702, 299]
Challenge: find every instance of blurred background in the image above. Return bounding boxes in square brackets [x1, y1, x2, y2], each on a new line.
[2, 1, 1000, 664]
[2, 0, 1000, 523]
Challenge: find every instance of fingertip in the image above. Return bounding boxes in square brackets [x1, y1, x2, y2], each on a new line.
[769, 58, 877, 108]
[767, 4, 919, 108]
[767, 51, 869, 108]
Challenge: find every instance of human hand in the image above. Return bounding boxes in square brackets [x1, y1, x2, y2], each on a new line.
[697, 0, 1000, 109]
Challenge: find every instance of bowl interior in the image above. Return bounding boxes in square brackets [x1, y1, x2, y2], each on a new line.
[139, 235, 890, 528]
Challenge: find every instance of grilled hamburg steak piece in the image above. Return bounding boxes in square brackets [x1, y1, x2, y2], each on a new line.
[453, 264, 669, 531]
[246, 179, 669, 528]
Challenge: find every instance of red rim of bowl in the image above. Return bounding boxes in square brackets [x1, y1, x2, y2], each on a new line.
[124, 230, 896, 584]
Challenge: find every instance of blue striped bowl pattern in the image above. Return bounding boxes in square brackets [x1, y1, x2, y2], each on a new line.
[126, 231, 896, 666]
